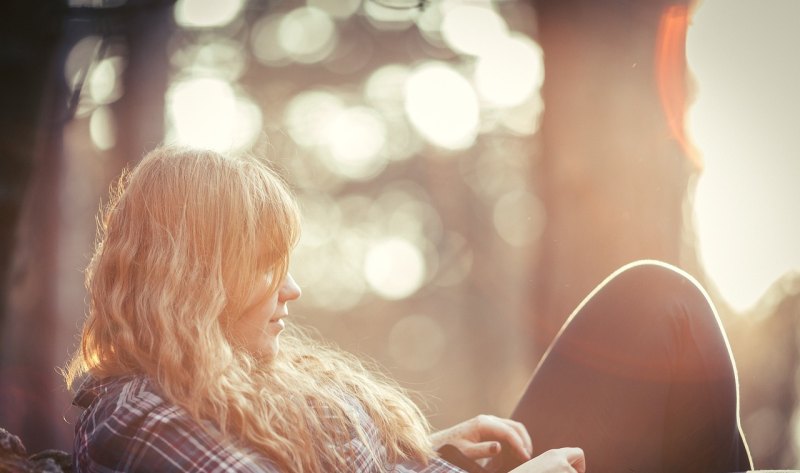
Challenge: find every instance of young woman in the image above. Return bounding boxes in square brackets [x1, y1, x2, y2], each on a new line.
[66, 147, 752, 473]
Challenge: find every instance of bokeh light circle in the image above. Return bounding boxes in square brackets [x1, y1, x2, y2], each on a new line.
[365, 64, 411, 110]
[364, 237, 426, 299]
[166, 77, 262, 152]
[251, 14, 289, 65]
[475, 35, 544, 108]
[182, 40, 247, 81]
[278, 7, 337, 63]
[64, 36, 101, 91]
[324, 106, 388, 180]
[441, 5, 508, 56]
[90, 106, 116, 151]
[404, 62, 479, 150]
[88, 57, 124, 105]
[492, 190, 544, 247]
[284, 90, 345, 147]
[174, 0, 245, 28]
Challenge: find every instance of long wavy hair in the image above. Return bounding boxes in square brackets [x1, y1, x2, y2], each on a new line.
[65, 146, 434, 471]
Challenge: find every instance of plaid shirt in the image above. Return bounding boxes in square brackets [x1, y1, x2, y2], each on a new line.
[73, 375, 466, 473]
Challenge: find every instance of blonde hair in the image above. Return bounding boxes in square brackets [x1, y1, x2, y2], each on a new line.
[66, 146, 434, 471]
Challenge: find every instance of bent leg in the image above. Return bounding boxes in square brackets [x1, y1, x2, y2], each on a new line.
[505, 261, 752, 473]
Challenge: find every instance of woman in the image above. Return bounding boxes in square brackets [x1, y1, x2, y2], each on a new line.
[66, 147, 751, 473]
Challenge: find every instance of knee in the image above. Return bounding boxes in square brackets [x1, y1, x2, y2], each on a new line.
[604, 260, 700, 292]
[560, 261, 725, 377]
[600, 260, 716, 322]
[618, 259, 702, 287]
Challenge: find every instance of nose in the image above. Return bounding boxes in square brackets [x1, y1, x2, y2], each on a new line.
[278, 273, 302, 302]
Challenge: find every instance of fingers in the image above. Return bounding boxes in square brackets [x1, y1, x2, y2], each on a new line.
[501, 417, 533, 458]
[473, 415, 532, 461]
[430, 414, 533, 463]
[562, 447, 586, 473]
[460, 441, 502, 459]
[510, 448, 586, 473]
[545, 447, 586, 473]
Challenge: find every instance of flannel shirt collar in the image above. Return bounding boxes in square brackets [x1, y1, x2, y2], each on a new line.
[73, 374, 137, 410]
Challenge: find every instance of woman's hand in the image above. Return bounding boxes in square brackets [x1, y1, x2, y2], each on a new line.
[510, 448, 585, 473]
[429, 414, 532, 463]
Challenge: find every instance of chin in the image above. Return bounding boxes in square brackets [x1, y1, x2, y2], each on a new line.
[256, 337, 280, 360]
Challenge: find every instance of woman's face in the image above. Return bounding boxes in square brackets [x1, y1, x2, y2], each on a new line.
[231, 272, 302, 357]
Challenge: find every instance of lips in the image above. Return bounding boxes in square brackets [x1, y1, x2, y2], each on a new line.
[269, 314, 288, 324]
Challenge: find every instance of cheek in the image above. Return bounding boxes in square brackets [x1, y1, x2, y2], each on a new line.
[234, 295, 278, 334]
[245, 284, 270, 309]
[232, 303, 263, 333]
[242, 290, 274, 319]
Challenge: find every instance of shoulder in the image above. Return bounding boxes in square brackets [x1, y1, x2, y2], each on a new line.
[73, 375, 279, 473]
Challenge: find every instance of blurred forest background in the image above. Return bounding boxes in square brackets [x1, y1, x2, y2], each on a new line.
[1, 0, 799, 469]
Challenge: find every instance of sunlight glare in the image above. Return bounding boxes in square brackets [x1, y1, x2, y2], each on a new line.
[404, 62, 479, 150]
[687, 0, 800, 312]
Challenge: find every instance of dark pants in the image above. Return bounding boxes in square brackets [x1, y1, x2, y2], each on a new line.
[503, 261, 753, 473]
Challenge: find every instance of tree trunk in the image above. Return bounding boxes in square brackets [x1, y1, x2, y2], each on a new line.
[529, 0, 695, 358]
[0, 0, 173, 452]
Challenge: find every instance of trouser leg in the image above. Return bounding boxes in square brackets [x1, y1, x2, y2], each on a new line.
[503, 261, 752, 473]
